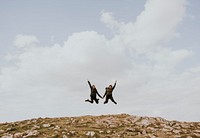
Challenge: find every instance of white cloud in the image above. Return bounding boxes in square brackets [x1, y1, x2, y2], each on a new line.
[13, 34, 39, 48]
[100, 11, 124, 30]
[115, 0, 187, 54]
[1, 0, 200, 122]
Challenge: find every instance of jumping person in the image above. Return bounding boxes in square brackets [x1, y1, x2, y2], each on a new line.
[103, 80, 117, 104]
[85, 80, 102, 104]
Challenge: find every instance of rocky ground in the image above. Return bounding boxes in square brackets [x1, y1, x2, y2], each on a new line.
[0, 114, 200, 138]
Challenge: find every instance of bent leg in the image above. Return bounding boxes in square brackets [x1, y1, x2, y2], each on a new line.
[94, 98, 99, 104]
[110, 96, 117, 104]
[85, 96, 94, 103]
[104, 95, 112, 104]
[92, 95, 99, 104]
[104, 96, 109, 104]
[85, 99, 93, 103]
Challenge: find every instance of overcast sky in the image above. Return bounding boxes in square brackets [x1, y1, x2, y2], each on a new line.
[1, 0, 200, 122]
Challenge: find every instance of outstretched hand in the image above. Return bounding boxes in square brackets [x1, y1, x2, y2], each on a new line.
[115, 80, 117, 83]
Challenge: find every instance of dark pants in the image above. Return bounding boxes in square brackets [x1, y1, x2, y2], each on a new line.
[104, 95, 117, 104]
[85, 95, 99, 104]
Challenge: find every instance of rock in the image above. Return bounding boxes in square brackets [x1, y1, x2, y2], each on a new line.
[0, 129, 5, 133]
[23, 130, 39, 138]
[106, 130, 112, 134]
[2, 134, 13, 138]
[163, 125, 173, 131]
[125, 127, 134, 132]
[180, 123, 189, 128]
[62, 131, 66, 134]
[42, 123, 50, 128]
[194, 133, 200, 137]
[194, 129, 200, 133]
[142, 130, 147, 135]
[86, 131, 95, 137]
[63, 135, 68, 138]
[172, 129, 181, 134]
[53, 125, 60, 130]
[31, 119, 37, 123]
[162, 128, 170, 132]
[0, 114, 200, 138]
[173, 123, 181, 129]
[99, 130, 104, 134]
[148, 134, 157, 138]
[6, 127, 15, 132]
[68, 130, 76, 135]
[14, 132, 23, 138]
[136, 118, 151, 126]
[129, 116, 141, 124]
[31, 125, 40, 130]
[26, 121, 31, 125]
[109, 124, 118, 128]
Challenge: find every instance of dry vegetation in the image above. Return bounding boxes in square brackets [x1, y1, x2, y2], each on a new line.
[0, 114, 200, 138]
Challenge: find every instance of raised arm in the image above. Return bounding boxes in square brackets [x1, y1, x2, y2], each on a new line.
[112, 80, 117, 90]
[87, 80, 92, 89]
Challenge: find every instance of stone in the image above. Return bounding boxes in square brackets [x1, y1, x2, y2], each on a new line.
[23, 130, 39, 138]
[172, 129, 181, 134]
[148, 134, 157, 138]
[130, 116, 141, 124]
[194, 129, 200, 133]
[14, 132, 23, 138]
[63, 135, 68, 138]
[194, 133, 200, 137]
[6, 128, 14, 131]
[180, 123, 189, 128]
[136, 118, 151, 126]
[53, 125, 60, 130]
[31, 125, 40, 130]
[125, 127, 134, 132]
[86, 131, 95, 137]
[107, 130, 112, 134]
[69, 131, 76, 135]
[164, 125, 173, 131]
[0, 114, 200, 138]
[142, 130, 147, 135]
[43, 123, 51, 128]
[2, 134, 13, 138]
[0, 129, 4, 133]
[99, 130, 104, 134]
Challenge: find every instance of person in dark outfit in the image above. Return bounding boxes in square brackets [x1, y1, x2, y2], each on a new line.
[103, 80, 117, 104]
[85, 80, 102, 104]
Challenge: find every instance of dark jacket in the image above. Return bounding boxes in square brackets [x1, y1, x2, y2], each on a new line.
[88, 81, 102, 98]
[103, 82, 116, 98]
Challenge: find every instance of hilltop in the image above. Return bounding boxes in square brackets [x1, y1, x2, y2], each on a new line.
[0, 114, 200, 138]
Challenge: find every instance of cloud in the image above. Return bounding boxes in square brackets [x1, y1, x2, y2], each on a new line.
[100, 10, 124, 30]
[112, 0, 187, 54]
[1, 0, 200, 122]
[13, 34, 39, 48]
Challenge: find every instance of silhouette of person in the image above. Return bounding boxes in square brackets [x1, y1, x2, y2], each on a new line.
[85, 80, 102, 104]
[103, 80, 117, 104]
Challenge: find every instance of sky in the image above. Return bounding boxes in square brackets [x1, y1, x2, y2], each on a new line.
[0, 0, 200, 122]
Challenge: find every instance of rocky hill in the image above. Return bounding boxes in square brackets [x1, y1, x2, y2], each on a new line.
[0, 114, 200, 138]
